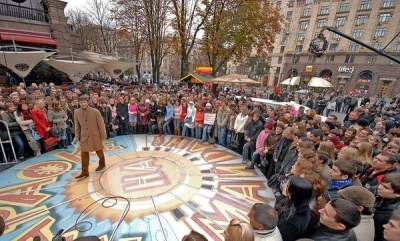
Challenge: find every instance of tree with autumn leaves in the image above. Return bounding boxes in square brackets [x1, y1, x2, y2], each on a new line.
[68, 0, 282, 83]
[201, 0, 282, 76]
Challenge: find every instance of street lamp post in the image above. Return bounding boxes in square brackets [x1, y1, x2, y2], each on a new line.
[287, 52, 299, 92]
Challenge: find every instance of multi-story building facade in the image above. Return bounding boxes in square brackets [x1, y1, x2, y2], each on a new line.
[267, 0, 400, 97]
[0, 0, 82, 83]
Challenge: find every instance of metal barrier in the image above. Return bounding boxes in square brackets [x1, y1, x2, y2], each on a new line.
[0, 120, 18, 165]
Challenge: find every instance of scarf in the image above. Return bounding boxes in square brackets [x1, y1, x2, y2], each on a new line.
[328, 178, 353, 190]
[22, 110, 31, 121]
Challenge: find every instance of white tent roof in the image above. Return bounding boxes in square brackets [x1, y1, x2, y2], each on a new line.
[0, 50, 55, 78]
[44, 59, 100, 82]
[308, 77, 333, 88]
[280, 76, 300, 86]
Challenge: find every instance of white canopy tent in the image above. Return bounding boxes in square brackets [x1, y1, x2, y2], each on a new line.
[308, 77, 333, 88]
[44, 59, 101, 82]
[100, 56, 134, 79]
[280, 76, 300, 86]
[0, 50, 55, 78]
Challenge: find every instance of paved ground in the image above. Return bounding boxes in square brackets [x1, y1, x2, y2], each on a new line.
[0, 135, 273, 241]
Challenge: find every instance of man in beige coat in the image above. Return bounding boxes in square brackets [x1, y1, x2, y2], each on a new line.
[74, 95, 107, 179]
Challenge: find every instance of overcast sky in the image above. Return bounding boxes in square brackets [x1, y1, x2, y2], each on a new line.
[63, 0, 91, 11]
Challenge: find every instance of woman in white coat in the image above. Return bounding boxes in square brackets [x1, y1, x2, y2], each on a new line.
[181, 100, 196, 139]
[234, 106, 249, 155]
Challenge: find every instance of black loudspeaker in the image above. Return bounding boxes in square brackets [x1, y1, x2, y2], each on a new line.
[11, 0, 27, 3]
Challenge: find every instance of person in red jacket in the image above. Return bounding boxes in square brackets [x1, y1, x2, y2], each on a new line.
[31, 99, 51, 139]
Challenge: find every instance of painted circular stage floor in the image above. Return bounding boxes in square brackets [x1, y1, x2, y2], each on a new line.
[0, 135, 274, 241]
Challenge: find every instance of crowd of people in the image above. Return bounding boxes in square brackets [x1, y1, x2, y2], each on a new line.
[0, 80, 400, 241]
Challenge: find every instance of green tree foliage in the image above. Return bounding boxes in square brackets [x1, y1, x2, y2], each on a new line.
[201, 0, 282, 76]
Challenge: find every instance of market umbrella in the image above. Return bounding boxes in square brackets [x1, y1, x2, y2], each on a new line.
[308, 77, 333, 88]
[280, 76, 300, 86]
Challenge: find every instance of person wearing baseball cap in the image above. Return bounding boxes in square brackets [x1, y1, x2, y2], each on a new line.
[338, 186, 376, 241]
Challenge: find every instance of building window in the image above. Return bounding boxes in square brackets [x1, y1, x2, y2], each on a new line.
[375, 28, 386, 37]
[336, 17, 346, 27]
[360, 0, 371, 10]
[332, 33, 340, 40]
[320, 6, 329, 15]
[382, 0, 394, 8]
[329, 43, 338, 52]
[308, 55, 316, 63]
[305, 0, 313, 5]
[276, 67, 281, 74]
[339, 3, 350, 12]
[366, 56, 377, 64]
[300, 21, 309, 30]
[317, 19, 327, 28]
[295, 45, 303, 53]
[325, 55, 335, 63]
[276, 1, 282, 10]
[356, 15, 368, 25]
[280, 46, 285, 53]
[297, 33, 305, 42]
[278, 56, 283, 64]
[379, 13, 391, 23]
[303, 8, 311, 17]
[286, 11, 293, 20]
[352, 29, 363, 39]
[348, 43, 359, 51]
[394, 42, 400, 51]
[288, 0, 295, 7]
[372, 41, 382, 49]
[345, 55, 355, 63]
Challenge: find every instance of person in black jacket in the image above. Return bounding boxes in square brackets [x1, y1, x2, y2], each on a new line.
[98, 100, 112, 138]
[374, 173, 400, 241]
[116, 96, 129, 135]
[310, 198, 361, 241]
[273, 127, 295, 174]
[275, 176, 312, 241]
[242, 110, 263, 163]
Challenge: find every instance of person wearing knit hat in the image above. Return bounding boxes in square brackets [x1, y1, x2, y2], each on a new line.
[356, 118, 370, 128]
[338, 186, 376, 241]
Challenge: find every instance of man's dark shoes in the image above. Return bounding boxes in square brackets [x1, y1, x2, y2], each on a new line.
[95, 166, 105, 172]
[75, 173, 89, 179]
[245, 166, 254, 170]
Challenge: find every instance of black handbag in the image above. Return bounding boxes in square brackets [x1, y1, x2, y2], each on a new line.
[51, 126, 60, 136]
[113, 118, 120, 126]
[231, 133, 239, 149]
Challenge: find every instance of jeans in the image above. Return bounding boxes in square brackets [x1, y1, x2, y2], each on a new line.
[195, 126, 203, 139]
[163, 119, 172, 134]
[248, 152, 261, 168]
[217, 126, 227, 146]
[242, 140, 255, 162]
[202, 125, 213, 142]
[227, 129, 235, 149]
[182, 125, 195, 138]
[12, 133, 25, 159]
[173, 119, 181, 129]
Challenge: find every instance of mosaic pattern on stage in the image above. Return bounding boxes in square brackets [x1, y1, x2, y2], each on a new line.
[0, 135, 274, 241]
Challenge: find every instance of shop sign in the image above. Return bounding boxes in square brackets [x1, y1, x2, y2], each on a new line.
[338, 66, 355, 74]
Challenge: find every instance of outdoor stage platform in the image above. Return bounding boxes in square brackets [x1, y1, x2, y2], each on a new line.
[0, 135, 274, 241]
